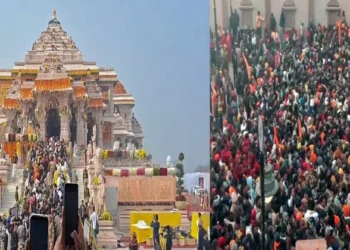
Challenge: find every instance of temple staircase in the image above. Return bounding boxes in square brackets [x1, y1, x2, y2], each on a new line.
[0, 168, 24, 215]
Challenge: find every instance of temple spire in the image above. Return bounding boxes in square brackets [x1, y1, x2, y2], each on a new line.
[52, 9, 57, 20]
[48, 9, 60, 25]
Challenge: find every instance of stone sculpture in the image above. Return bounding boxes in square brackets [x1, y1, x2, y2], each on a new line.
[87, 142, 93, 164]
[94, 147, 103, 176]
[113, 140, 120, 151]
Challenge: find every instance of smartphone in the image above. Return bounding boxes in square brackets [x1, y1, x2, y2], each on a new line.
[64, 183, 79, 246]
[29, 214, 49, 250]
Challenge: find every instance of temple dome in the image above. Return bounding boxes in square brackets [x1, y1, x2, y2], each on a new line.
[114, 81, 127, 95]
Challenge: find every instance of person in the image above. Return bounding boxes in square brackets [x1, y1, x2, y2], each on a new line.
[10, 226, 18, 250]
[15, 186, 19, 204]
[197, 213, 203, 228]
[197, 213, 203, 242]
[256, 11, 264, 39]
[270, 13, 277, 32]
[159, 229, 166, 250]
[165, 226, 172, 250]
[151, 214, 160, 247]
[72, 169, 78, 184]
[89, 206, 99, 243]
[12, 153, 18, 183]
[83, 167, 88, 186]
[84, 182, 90, 204]
[197, 227, 205, 250]
[80, 199, 87, 221]
[203, 231, 210, 250]
[17, 220, 25, 247]
[129, 232, 138, 250]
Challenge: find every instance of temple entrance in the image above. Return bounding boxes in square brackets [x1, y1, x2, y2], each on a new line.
[70, 106, 77, 145]
[46, 108, 61, 138]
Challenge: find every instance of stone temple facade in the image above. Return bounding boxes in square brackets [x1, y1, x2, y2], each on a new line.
[0, 10, 143, 151]
[210, 0, 350, 31]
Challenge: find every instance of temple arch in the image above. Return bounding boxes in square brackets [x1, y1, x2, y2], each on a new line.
[45, 98, 61, 139]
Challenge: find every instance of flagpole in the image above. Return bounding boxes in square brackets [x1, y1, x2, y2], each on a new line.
[213, 0, 220, 74]
[229, 0, 236, 84]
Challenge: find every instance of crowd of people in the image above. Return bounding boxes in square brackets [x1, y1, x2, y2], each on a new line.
[0, 137, 97, 250]
[210, 9, 350, 250]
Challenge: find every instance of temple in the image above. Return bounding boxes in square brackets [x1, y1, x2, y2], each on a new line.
[0, 10, 143, 151]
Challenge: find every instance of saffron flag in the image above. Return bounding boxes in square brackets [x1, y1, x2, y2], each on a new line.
[242, 54, 251, 81]
[273, 126, 280, 147]
[226, 33, 231, 62]
[338, 22, 342, 45]
[298, 118, 302, 141]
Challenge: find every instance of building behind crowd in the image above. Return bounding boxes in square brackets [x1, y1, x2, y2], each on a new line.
[210, 0, 350, 31]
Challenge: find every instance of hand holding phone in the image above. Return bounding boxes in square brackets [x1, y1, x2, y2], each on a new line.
[29, 214, 49, 250]
[64, 183, 78, 246]
[54, 208, 87, 250]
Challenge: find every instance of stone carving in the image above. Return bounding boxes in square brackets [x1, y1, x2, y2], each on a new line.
[87, 142, 93, 164]
[115, 113, 124, 126]
[94, 147, 103, 176]
[92, 124, 97, 153]
[113, 140, 120, 151]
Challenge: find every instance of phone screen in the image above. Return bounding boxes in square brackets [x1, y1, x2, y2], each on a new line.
[64, 183, 78, 246]
[30, 214, 49, 250]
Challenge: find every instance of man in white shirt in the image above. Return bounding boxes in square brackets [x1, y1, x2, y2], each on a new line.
[90, 206, 99, 243]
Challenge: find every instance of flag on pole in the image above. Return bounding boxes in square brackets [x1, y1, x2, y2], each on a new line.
[338, 22, 342, 45]
[226, 34, 231, 61]
[273, 126, 280, 147]
[298, 118, 302, 141]
[242, 54, 251, 81]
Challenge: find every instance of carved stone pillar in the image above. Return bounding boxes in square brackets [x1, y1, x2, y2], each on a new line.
[76, 102, 86, 148]
[39, 117, 46, 140]
[4, 111, 17, 134]
[309, 0, 314, 24]
[97, 123, 103, 149]
[327, 0, 340, 25]
[239, 0, 253, 28]
[282, 0, 296, 30]
[60, 114, 70, 142]
[21, 103, 31, 135]
[59, 95, 70, 142]
[95, 111, 103, 148]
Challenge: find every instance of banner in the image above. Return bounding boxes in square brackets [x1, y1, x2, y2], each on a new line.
[118, 176, 176, 202]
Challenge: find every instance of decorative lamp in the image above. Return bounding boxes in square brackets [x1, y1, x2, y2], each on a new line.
[255, 162, 279, 203]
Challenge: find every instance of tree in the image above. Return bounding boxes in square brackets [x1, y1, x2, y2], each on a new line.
[175, 152, 185, 195]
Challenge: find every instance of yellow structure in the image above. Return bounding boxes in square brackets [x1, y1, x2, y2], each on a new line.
[130, 211, 181, 243]
[191, 212, 210, 240]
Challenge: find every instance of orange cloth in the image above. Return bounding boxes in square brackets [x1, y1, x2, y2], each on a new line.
[296, 212, 303, 222]
[242, 54, 251, 80]
[273, 127, 280, 147]
[229, 186, 235, 195]
[334, 215, 340, 226]
[310, 153, 317, 164]
[344, 205, 350, 217]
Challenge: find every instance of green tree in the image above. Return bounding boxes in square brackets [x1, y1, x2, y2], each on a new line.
[175, 152, 185, 195]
